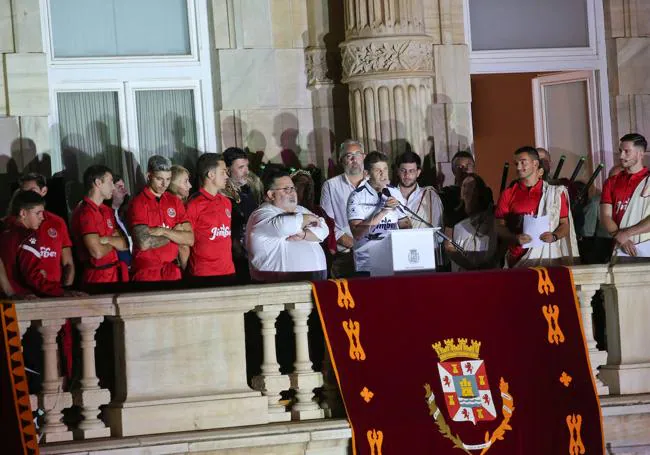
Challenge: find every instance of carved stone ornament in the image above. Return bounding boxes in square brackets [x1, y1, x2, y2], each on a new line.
[305, 48, 333, 88]
[341, 38, 434, 81]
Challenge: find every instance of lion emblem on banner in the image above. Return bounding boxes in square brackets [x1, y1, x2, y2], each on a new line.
[424, 338, 515, 454]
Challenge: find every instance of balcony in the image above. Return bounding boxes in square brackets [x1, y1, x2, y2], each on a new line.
[10, 264, 650, 454]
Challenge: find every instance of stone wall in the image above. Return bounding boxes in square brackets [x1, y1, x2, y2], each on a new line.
[213, 0, 349, 172]
[605, 0, 650, 143]
[0, 0, 50, 211]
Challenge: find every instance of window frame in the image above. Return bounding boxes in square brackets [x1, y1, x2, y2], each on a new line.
[40, 0, 219, 184]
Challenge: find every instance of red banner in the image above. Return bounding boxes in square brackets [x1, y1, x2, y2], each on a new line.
[313, 267, 603, 455]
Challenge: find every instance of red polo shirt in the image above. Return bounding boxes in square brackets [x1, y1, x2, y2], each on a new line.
[0, 221, 64, 297]
[495, 179, 569, 264]
[601, 167, 650, 226]
[128, 187, 188, 282]
[186, 188, 235, 277]
[72, 197, 122, 283]
[36, 211, 72, 284]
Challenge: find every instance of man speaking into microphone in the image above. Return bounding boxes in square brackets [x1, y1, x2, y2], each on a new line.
[347, 151, 412, 274]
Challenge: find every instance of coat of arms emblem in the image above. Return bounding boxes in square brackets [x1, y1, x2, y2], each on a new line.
[408, 249, 420, 264]
[424, 338, 515, 454]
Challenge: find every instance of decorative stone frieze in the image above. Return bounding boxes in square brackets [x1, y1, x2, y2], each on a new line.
[341, 37, 434, 82]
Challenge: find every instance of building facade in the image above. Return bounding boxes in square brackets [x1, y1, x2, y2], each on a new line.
[0, 0, 648, 209]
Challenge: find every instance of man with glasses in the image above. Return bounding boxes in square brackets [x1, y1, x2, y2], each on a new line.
[246, 167, 329, 282]
[320, 139, 368, 277]
[347, 151, 411, 274]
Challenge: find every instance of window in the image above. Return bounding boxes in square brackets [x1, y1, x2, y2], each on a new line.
[468, 0, 590, 51]
[43, 0, 218, 199]
[49, 0, 192, 59]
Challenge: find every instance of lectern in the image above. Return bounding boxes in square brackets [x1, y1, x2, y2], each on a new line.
[367, 228, 436, 276]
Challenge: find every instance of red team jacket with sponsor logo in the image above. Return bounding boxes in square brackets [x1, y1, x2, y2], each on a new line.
[72, 197, 123, 284]
[186, 188, 235, 277]
[601, 167, 650, 226]
[37, 211, 73, 284]
[0, 220, 64, 296]
[128, 187, 188, 282]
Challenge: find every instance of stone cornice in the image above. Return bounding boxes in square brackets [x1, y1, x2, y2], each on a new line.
[340, 36, 434, 83]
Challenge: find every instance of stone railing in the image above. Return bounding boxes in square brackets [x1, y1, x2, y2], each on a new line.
[12, 263, 650, 446]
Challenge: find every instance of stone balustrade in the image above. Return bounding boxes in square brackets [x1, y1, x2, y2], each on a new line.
[10, 263, 650, 450]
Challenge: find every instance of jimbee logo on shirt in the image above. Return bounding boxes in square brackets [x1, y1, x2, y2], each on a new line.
[209, 225, 231, 240]
[40, 247, 57, 258]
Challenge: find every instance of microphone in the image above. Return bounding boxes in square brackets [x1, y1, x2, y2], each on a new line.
[379, 188, 466, 255]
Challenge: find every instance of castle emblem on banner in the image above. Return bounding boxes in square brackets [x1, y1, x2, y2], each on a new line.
[424, 338, 515, 454]
[435, 339, 497, 424]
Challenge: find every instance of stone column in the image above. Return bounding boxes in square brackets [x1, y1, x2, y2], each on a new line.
[574, 284, 609, 395]
[340, 0, 435, 159]
[288, 302, 324, 420]
[251, 305, 291, 423]
[604, 0, 650, 148]
[72, 317, 111, 439]
[38, 319, 73, 443]
[600, 264, 650, 394]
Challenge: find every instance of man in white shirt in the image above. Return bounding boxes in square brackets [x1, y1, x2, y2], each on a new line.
[389, 151, 443, 229]
[247, 168, 329, 282]
[320, 139, 367, 277]
[347, 152, 411, 273]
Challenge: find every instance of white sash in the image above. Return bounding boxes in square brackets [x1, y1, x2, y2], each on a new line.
[618, 176, 650, 245]
[510, 182, 580, 268]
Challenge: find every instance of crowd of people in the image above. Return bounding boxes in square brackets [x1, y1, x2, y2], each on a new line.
[0, 132, 647, 299]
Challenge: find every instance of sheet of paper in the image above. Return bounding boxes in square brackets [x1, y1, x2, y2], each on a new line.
[522, 215, 549, 248]
[616, 239, 650, 257]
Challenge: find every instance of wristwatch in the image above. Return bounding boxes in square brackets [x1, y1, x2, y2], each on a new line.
[551, 233, 558, 242]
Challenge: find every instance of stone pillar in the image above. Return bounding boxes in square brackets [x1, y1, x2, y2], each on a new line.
[38, 319, 73, 443]
[340, 0, 435, 160]
[72, 317, 111, 439]
[305, 0, 350, 172]
[604, 0, 650, 148]
[600, 264, 650, 394]
[251, 305, 291, 423]
[288, 302, 324, 420]
[574, 284, 609, 395]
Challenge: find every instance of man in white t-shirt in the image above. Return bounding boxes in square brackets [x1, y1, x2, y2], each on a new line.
[320, 139, 367, 277]
[247, 168, 329, 282]
[347, 152, 411, 273]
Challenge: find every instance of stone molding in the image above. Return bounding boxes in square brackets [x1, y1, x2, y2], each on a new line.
[305, 47, 334, 88]
[341, 36, 434, 82]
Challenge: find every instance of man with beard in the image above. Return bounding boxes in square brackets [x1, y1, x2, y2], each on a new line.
[600, 133, 650, 257]
[320, 139, 367, 277]
[389, 151, 443, 229]
[246, 168, 329, 282]
[347, 151, 411, 274]
[495, 146, 578, 267]
[222, 147, 263, 283]
[128, 155, 194, 282]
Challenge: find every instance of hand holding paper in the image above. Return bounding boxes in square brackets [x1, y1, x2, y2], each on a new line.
[522, 215, 550, 248]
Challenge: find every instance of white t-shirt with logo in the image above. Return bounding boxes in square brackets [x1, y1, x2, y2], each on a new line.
[347, 182, 406, 272]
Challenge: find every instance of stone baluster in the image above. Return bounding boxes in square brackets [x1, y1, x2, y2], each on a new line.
[575, 284, 609, 395]
[38, 319, 73, 443]
[251, 305, 291, 422]
[18, 320, 39, 414]
[72, 316, 111, 438]
[288, 302, 324, 420]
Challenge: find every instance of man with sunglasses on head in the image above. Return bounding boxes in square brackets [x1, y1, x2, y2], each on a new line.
[246, 167, 329, 283]
[320, 139, 368, 277]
